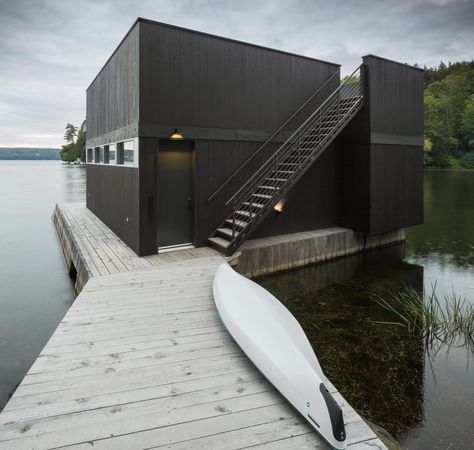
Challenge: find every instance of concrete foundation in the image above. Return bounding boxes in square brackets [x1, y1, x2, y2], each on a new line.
[233, 227, 405, 278]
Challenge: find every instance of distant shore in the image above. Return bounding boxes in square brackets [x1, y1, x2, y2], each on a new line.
[0, 147, 60, 160]
[424, 167, 474, 171]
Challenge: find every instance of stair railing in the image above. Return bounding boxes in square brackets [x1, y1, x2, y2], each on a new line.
[207, 69, 341, 203]
[224, 65, 364, 252]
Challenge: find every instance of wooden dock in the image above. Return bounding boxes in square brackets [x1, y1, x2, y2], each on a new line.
[0, 203, 386, 449]
[52, 203, 219, 293]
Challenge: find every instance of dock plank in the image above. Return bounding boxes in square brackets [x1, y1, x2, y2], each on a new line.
[0, 204, 386, 449]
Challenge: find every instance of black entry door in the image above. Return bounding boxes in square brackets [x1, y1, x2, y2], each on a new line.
[156, 141, 194, 248]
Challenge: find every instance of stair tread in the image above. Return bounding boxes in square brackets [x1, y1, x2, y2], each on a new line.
[243, 201, 264, 208]
[236, 210, 256, 218]
[258, 185, 279, 190]
[217, 227, 239, 238]
[252, 193, 272, 199]
[266, 177, 288, 182]
[208, 236, 230, 249]
[225, 218, 248, 228]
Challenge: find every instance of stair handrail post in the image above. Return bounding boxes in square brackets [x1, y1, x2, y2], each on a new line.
[338, 91, 341, 122]
[232, 205, 236, 239]
[318, 109, 322, 146]
[297, 129, 301, 168]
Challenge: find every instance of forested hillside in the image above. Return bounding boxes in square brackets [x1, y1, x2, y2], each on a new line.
[0, 148, 60, 160]
[422, 61, 474, 168]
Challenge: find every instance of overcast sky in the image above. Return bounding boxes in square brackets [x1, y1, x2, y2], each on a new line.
[0, 0, 472, 148]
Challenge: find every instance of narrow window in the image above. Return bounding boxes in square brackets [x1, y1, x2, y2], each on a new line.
[87, 148, 93, 163]
[123, 141, 134, 166]
[94, 147, 100, 163]
[104, 145, 110, 164]
[117, 142, 124, 165]
[109, 143, 116, 164]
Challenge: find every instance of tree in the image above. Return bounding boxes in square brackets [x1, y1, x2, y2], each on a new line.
[74, 120, 86, 162]
[60, 120, 86, 164]
[59, 142, 76, 164]
[422, 60, 474, 167]
[64, 123, 78, 144]
[460, 94, 474, 150]
[423, 137, 433, 166]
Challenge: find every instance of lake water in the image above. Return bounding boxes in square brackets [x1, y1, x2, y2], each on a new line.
[0, 161, 86, 410]
[258, 170, 474, 450]
[0, 163, 473, 449]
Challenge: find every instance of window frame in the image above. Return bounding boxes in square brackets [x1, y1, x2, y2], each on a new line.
[87, 138, 138, 167]
[122, 140, 135, 167]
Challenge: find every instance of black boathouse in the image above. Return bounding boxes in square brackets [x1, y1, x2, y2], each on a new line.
[86, 18, 423, 256]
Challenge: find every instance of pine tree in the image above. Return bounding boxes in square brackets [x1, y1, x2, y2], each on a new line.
[74, 120, 87, 162]
[64, 123, 78, 144]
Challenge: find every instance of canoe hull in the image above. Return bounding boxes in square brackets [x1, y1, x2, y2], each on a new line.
[213, 263, 346, 449]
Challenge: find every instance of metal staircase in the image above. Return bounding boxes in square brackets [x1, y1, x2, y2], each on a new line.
[208, 65, 365, 255]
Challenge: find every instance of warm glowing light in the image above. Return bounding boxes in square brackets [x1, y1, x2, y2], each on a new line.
[170, 128, 184, 139]
[274, 200, 284, 213]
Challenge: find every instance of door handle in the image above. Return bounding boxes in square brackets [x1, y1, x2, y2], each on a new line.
[188, 197, 192, 209]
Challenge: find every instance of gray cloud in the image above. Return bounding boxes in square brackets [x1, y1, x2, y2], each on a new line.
[0, 0, 472, 147]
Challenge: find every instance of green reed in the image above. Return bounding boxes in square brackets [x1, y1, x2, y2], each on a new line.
[373, 283, 474, 349]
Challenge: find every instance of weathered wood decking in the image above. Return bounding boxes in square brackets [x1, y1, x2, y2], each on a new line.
[52, 203, 219, 293]
[0, 203, 386, 449]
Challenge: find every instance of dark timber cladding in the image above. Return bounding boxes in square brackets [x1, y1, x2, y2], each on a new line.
[86, 23, 139, 143]
[85, 18, 423, 256]
[86, 18, 341, 255]
[338, 55, 423, 234]
[138, 19, 339, 135]
[86, 165, 139, 252]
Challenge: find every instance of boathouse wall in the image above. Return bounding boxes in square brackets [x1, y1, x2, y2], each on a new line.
[86, 19, 342, 255]
[337, 55, 424, 235]
[86, 23, 139, 144]
[85, 20, 423, 256]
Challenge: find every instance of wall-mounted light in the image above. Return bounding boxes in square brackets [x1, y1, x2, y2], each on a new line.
[274, 199, 285, 213]
[170, 128, 184, 139]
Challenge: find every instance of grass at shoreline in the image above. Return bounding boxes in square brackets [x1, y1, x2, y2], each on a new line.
[374, 283, 474, 352]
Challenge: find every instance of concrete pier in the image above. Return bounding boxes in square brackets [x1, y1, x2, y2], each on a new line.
[235, 228, 405, 278]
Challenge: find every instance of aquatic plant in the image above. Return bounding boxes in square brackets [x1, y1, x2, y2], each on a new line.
[373, 283, 474, 350]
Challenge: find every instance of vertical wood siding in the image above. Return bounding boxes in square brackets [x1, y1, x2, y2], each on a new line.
[337, 56, 424, 234]
[139, 20, 339, 134]
[364, 55, 424, 140]
[370, 144, 423, 233]
[86, 165, 140, 254]
[86, 24, 139, 141]
[138, 138, 158, 255]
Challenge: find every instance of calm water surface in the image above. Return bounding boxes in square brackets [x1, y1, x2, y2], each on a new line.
[0, 161, 86, 410]
[258, 171, 474, 450]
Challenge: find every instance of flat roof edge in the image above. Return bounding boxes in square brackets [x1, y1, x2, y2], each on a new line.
[137, 17, 340, 68]
[363, 54, 424, 72]
[86, 17, 341, 92]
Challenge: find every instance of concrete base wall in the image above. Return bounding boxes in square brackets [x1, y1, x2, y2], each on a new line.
[234, 227, 405, 278]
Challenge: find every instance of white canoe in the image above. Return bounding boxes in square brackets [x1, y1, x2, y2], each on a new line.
[213, 263, 347, 450]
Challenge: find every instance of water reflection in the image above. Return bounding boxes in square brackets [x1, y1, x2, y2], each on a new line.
[256, 171, 474, 450]
[407, 171, 474, 268]
[257, 245, 425, 438]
